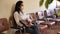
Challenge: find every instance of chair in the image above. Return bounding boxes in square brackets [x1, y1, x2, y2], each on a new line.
[10, 20, 30, 34]
[9, 15, 30, 34]
[36, 11, 45, 20]
[35, 12, 45, 25]
[0, 18, 9, 34]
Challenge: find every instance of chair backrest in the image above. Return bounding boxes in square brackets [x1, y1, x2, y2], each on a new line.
[44, 10, 47, 18]
[0, 18, 9, 32]
[9, 15, 18, 28]
[29, 13, 37, 21]
[35, 12, 39, 20]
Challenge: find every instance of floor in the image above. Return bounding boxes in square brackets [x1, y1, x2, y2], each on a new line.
[40, 23, 60, 34]
[3, 23, 60, 34]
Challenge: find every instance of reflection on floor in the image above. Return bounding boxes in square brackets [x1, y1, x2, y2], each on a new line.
[40, 23, 60, 34]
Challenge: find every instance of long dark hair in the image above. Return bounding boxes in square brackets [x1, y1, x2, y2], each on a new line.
[10, 1, 23, 27]
[14, 1, 23, 13]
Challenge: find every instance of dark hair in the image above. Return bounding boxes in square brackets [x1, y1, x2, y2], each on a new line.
[15, 1, 23, 13]
[11, 1, 23, 27]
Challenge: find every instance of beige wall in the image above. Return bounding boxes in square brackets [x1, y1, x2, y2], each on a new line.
[0, 0, 18, 19]
[0, 0, 40, 19]
[22, 0, 39, 13]
[0, 0, 56, 19]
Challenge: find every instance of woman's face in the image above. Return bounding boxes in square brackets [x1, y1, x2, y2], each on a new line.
[19, 3, 24, 10]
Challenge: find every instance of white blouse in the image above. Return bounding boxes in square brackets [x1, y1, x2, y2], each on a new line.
[14, 11, 30, 26]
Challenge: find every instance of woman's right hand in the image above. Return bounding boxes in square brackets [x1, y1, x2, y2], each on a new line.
[28, 22, 33, 27]
[26, 20, 32, 27]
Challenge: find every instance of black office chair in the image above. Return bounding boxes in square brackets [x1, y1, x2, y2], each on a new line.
[9, 16, 28, 34]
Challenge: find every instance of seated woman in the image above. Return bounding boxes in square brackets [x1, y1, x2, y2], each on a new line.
[13, 1, 40, 34]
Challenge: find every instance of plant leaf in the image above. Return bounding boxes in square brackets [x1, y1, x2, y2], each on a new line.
[57, 0, 60, 1]
[45, 0, 49, 9]
[45, 0, 53, 9]
[49, 0, 53, 4]
[39, 0, 44, 6]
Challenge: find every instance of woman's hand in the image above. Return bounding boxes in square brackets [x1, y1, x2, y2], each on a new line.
[27, 15, 36, 27]
[29, 22, 33, 27]
[29, 16, 36, 23]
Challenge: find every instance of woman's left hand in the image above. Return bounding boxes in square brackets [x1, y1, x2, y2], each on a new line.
[30, 16, 36, 23]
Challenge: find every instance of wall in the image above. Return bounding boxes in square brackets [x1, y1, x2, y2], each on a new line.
[0, 0, 57, 20]
[57, 1, 60, 8]
[0, 0, 40, 19]
[0, 0, 18, 19]
[22, 0, 39, 13]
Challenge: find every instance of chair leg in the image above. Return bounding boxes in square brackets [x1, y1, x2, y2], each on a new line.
[20, 29, 22, 34]
[23, 27, 26, 34]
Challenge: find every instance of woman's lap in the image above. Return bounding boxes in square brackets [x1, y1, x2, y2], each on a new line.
[25, 23, 40, 34]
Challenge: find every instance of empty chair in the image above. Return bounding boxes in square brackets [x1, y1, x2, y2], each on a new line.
[35, 11, 45, 25]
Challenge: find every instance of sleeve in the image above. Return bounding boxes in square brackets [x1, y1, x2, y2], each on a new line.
[14, 12, 23, 26]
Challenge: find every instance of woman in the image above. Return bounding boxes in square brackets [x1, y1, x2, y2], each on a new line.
[14, 1, 40, 34]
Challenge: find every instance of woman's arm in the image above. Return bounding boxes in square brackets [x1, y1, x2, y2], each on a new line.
[27, 15, 36, 27]
[14, 12, 23, 26]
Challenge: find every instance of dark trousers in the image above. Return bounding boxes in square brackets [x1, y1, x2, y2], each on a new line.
[26, 22, 40, 34]
[17, 22, 40, 34]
